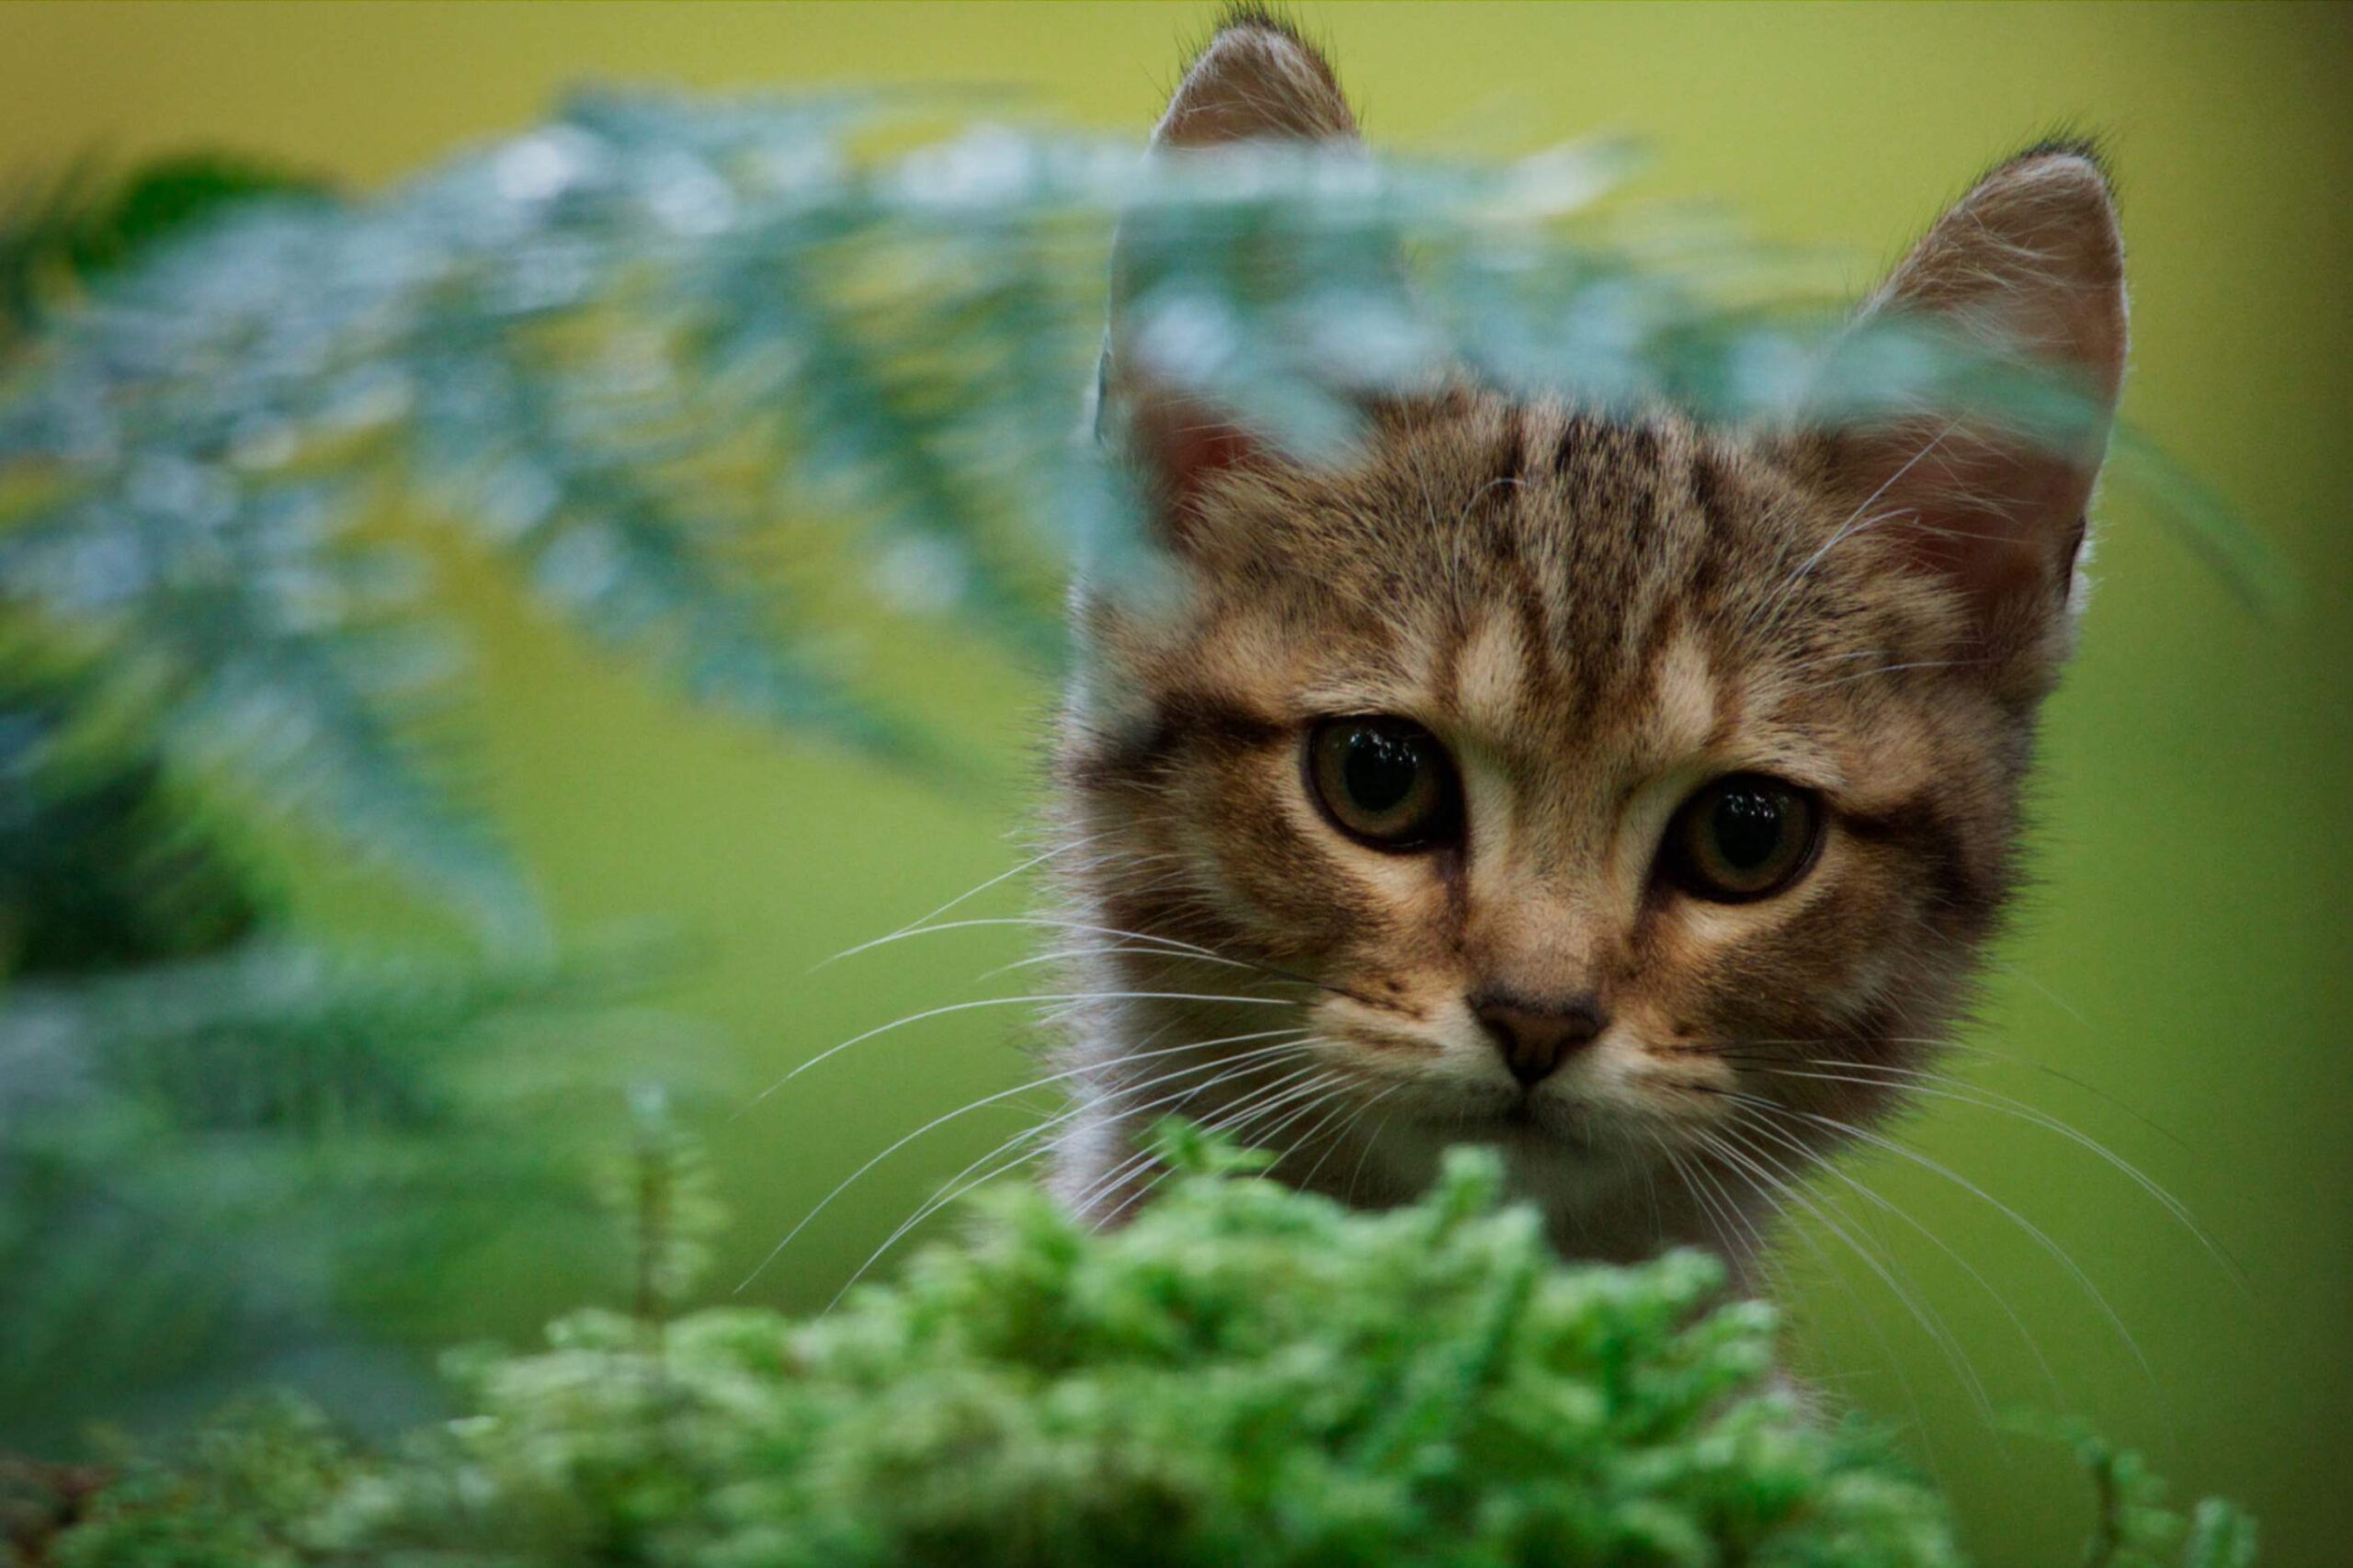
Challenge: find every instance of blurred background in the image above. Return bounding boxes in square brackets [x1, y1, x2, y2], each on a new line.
[0, 5, 2345, 1564]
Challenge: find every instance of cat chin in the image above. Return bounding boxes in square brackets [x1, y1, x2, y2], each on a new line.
[1354, 1128, 1645, 1228]
[1390, 1083, 1675, 1153]
[1360, 1096, 1661, 1189]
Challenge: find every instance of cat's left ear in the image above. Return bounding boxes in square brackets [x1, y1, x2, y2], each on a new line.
[1101, 15, 1361, 544]
[1808, 146, 2127, 682]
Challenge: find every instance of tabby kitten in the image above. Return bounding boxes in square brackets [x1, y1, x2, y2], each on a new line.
[1048, 14, 2126, 1282]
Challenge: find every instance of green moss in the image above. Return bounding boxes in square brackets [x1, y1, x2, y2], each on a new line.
[40, 1131, 2248, 1568]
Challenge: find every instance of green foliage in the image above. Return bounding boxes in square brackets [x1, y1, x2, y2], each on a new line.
[0, 934, 693, 1451]
[2006, 1417, 2259, 1568]
[0, 667, 267, 979]
[28, 1134, 2251, 1568]
[0, 611, 703, 1444]
[605, 1083, 728, 1330]
[0, 95, 2282, 1551]
[0, 94, 2288, 940]
[0, 153, 329, 351]
[9, 1399, 352, 1568]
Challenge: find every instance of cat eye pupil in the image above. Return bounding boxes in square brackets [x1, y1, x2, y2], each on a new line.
[1307, 717, 1461, 852]
[1343, 730, 1418, 812]
[1711, 787, 1785, 870]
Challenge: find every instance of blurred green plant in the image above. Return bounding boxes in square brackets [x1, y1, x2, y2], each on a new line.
[0, 92, 2290, 939]
[0, 87, 2286, 1499]
[0, 143, 707, 1449]
[0, 925, 695, 1452]
[0, 153, 330, 355]
[16, 1131, 2253, 1568]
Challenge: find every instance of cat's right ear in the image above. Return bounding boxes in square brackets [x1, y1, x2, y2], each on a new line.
[1800, 147, 2128, 687]
[1101, 13, 1359, 539]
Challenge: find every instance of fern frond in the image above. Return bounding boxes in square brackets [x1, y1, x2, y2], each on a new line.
[0, 96, 2286, 932]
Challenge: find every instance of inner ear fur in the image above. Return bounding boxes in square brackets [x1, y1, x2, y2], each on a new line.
[1805, 146, 2128, 677]
[1102, 11, 1360, 537]
[1154, 9, 1357, 151]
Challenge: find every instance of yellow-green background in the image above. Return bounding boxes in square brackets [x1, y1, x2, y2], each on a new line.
[5, 4, 2347, 1562]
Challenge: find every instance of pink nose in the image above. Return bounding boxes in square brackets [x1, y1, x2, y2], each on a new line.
[1473, 996, 1608, 1086]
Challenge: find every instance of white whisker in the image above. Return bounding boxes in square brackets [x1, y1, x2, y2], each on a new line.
[740, 1026, 1311, 1290]
[811, 831, 1116, 973]
[1722, 1108, 2062, 1403]
[1696, 1126, 1995, 1423]
[1754, 1059, 2239, 1288]
[749, 988, 1300, 1108]
[822, 1031, 1319, 1309]
[1765, 1102, 2155, 1382]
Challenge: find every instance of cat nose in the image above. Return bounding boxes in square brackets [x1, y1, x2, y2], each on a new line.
[1472, 995, 1608, 1086]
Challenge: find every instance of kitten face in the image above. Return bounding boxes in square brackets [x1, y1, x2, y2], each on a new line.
[1058, 399, 2014, 1223]
[1048, 14, 2124, 1261]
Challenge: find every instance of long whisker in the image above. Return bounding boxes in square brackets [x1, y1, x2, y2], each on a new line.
[1659, 1144, 1742, 1270]
[739, 1026, 1311, 1290]
[824, 914, 1377, 1005]
[980, 941, 1288, 986]
[1721, 1035, 2187, 1149]
[1084, 1064, 1345, 1225]
[748, 988, 1301, 1108]
[1669, 1126, 1940, 1461]
[1260, 1074, 1382, 1191]
[1987, 957, 2093, 1028]
[1735, 1057, 2241, 1289]
[1256, 1068, 1361, 1156]
[1721, 1107, 2062, 1403]
[1792, 1052, 2199, 1171]
[1656, 1130, 1854, 1393]
[1758, 1101, 2156, 1382]
[1669, 1133, 1879, 1404]
[1343, 1091, 1409, 1204]
[822, 1033, 1320, 1308]
[1676, 1131, 1829, 1331]
[810, 830, 1117, 973]
[1294, 1079, 1407, 1194]
[1694, 1126, 1996, 1423]
[1928, 1041, 2182, 1147]
[824, 914, 1233, 971]
[1069, 1061, 1332, 1221]
[1674, 1137, 1779, 1278]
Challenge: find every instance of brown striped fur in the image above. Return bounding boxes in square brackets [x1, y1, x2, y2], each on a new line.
[1047, 10, 2126, 1281]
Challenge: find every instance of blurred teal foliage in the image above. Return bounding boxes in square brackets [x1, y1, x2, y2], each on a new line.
[0, 95, 2282, 934]
[0, 90, 2279, 1547]
[0, 153, 330, 353]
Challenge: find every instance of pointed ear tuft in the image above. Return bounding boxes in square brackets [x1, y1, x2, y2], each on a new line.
[1815, 146, 2129, 681]
[1158, 9, 1357, 149]
[1101, 12, 1360, 540]
[1866, 147, 2125, 394]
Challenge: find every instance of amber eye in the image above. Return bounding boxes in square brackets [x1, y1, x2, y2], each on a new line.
[1306, 716, 1462, 851]
[1661, 773, 1822, 902]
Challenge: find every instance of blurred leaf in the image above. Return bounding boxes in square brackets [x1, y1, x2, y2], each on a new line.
[0, 152, 330, 348]
[0, 668, 267, 979]
[0, 96, 2291, 1481]
[0, 97, 2286, 937]
[0, 930, 698, 1451]
[2109, 426, 2299, 617]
